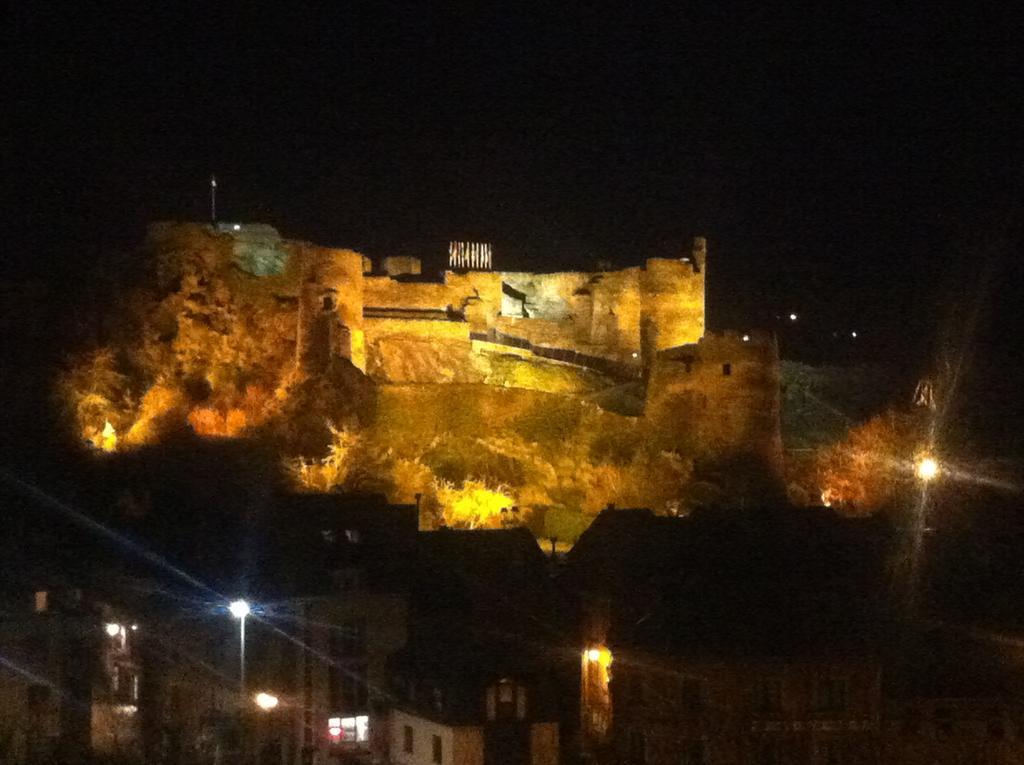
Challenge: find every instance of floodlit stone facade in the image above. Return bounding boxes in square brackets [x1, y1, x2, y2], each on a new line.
[91, 223, 783, 523]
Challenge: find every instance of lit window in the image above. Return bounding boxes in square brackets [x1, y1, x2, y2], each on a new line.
[34, 591, 48, 613]
[491, 679, 526, 721]
[327, 715, 368, 743]
[340, 715, 368, 743]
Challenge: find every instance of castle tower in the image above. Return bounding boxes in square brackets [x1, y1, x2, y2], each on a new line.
[296, 247, 367, 374]
[639, 236, 706, 367]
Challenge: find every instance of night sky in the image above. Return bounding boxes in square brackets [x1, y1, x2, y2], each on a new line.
[5, 6, 1023, 385]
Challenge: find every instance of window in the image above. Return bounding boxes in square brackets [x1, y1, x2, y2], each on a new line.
[113, 665, 137, 702]
[34, 591, 48, 613]
[403, 725, 413, 753]
[337, 716, 369, 743]
[754, 679, 782, 713]
[344, 528, 362, 544]
[722, 363, 732, 376]
[322, 295, 335, 311]
[432, 734, 442, 763]
[815, 678, 847, 712]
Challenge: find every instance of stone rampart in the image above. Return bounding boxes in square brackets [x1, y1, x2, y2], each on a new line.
[645, 330, 782, 467]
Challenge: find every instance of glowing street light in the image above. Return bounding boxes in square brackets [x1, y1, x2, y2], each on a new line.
[788, 313, 798, 322]
[916, 456, 939, 482]
[105, 623, 121, 637]
[254, 692, 279, 711]
[229, 599, 251, 705]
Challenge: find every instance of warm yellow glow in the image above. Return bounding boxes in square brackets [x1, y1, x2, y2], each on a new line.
[916, 456, 939, 482]
[435, 480, 515, 529]
[100, 421, 118, 452]
[586, 646, 612, 668]
[288, 426, 358, 492]
[254, 692, 279, 710]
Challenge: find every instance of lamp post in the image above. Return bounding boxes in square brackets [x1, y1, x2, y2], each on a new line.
[229, 599, 251, 705]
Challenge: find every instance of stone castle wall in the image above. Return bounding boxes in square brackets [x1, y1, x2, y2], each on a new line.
[146, 223, 778, 473]
[645, 330, 783, 467]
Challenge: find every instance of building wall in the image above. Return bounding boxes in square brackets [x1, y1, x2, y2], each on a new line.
[644, 330, 783, 468]
[529, 722, 559, 765]
[611, 655, 881, 765]
[881, 699, 1024, 764]
[641, 238, 706, 355]
[292, 592, 408, 764]
[382, 256, 423, 276]
[294, 244, 366, 371]
[389, 709, 484, 765]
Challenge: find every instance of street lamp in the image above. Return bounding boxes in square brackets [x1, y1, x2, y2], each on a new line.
[229, 599, 251, 705]
[916, 455, 939, 482]
[254, 692, 279, 711]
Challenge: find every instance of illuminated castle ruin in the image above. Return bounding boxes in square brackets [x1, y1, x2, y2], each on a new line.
[180, 223, 780, 465]
[75, 222, 781, 525]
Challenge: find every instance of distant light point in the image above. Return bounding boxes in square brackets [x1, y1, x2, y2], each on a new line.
[789, 313, 798, 322]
